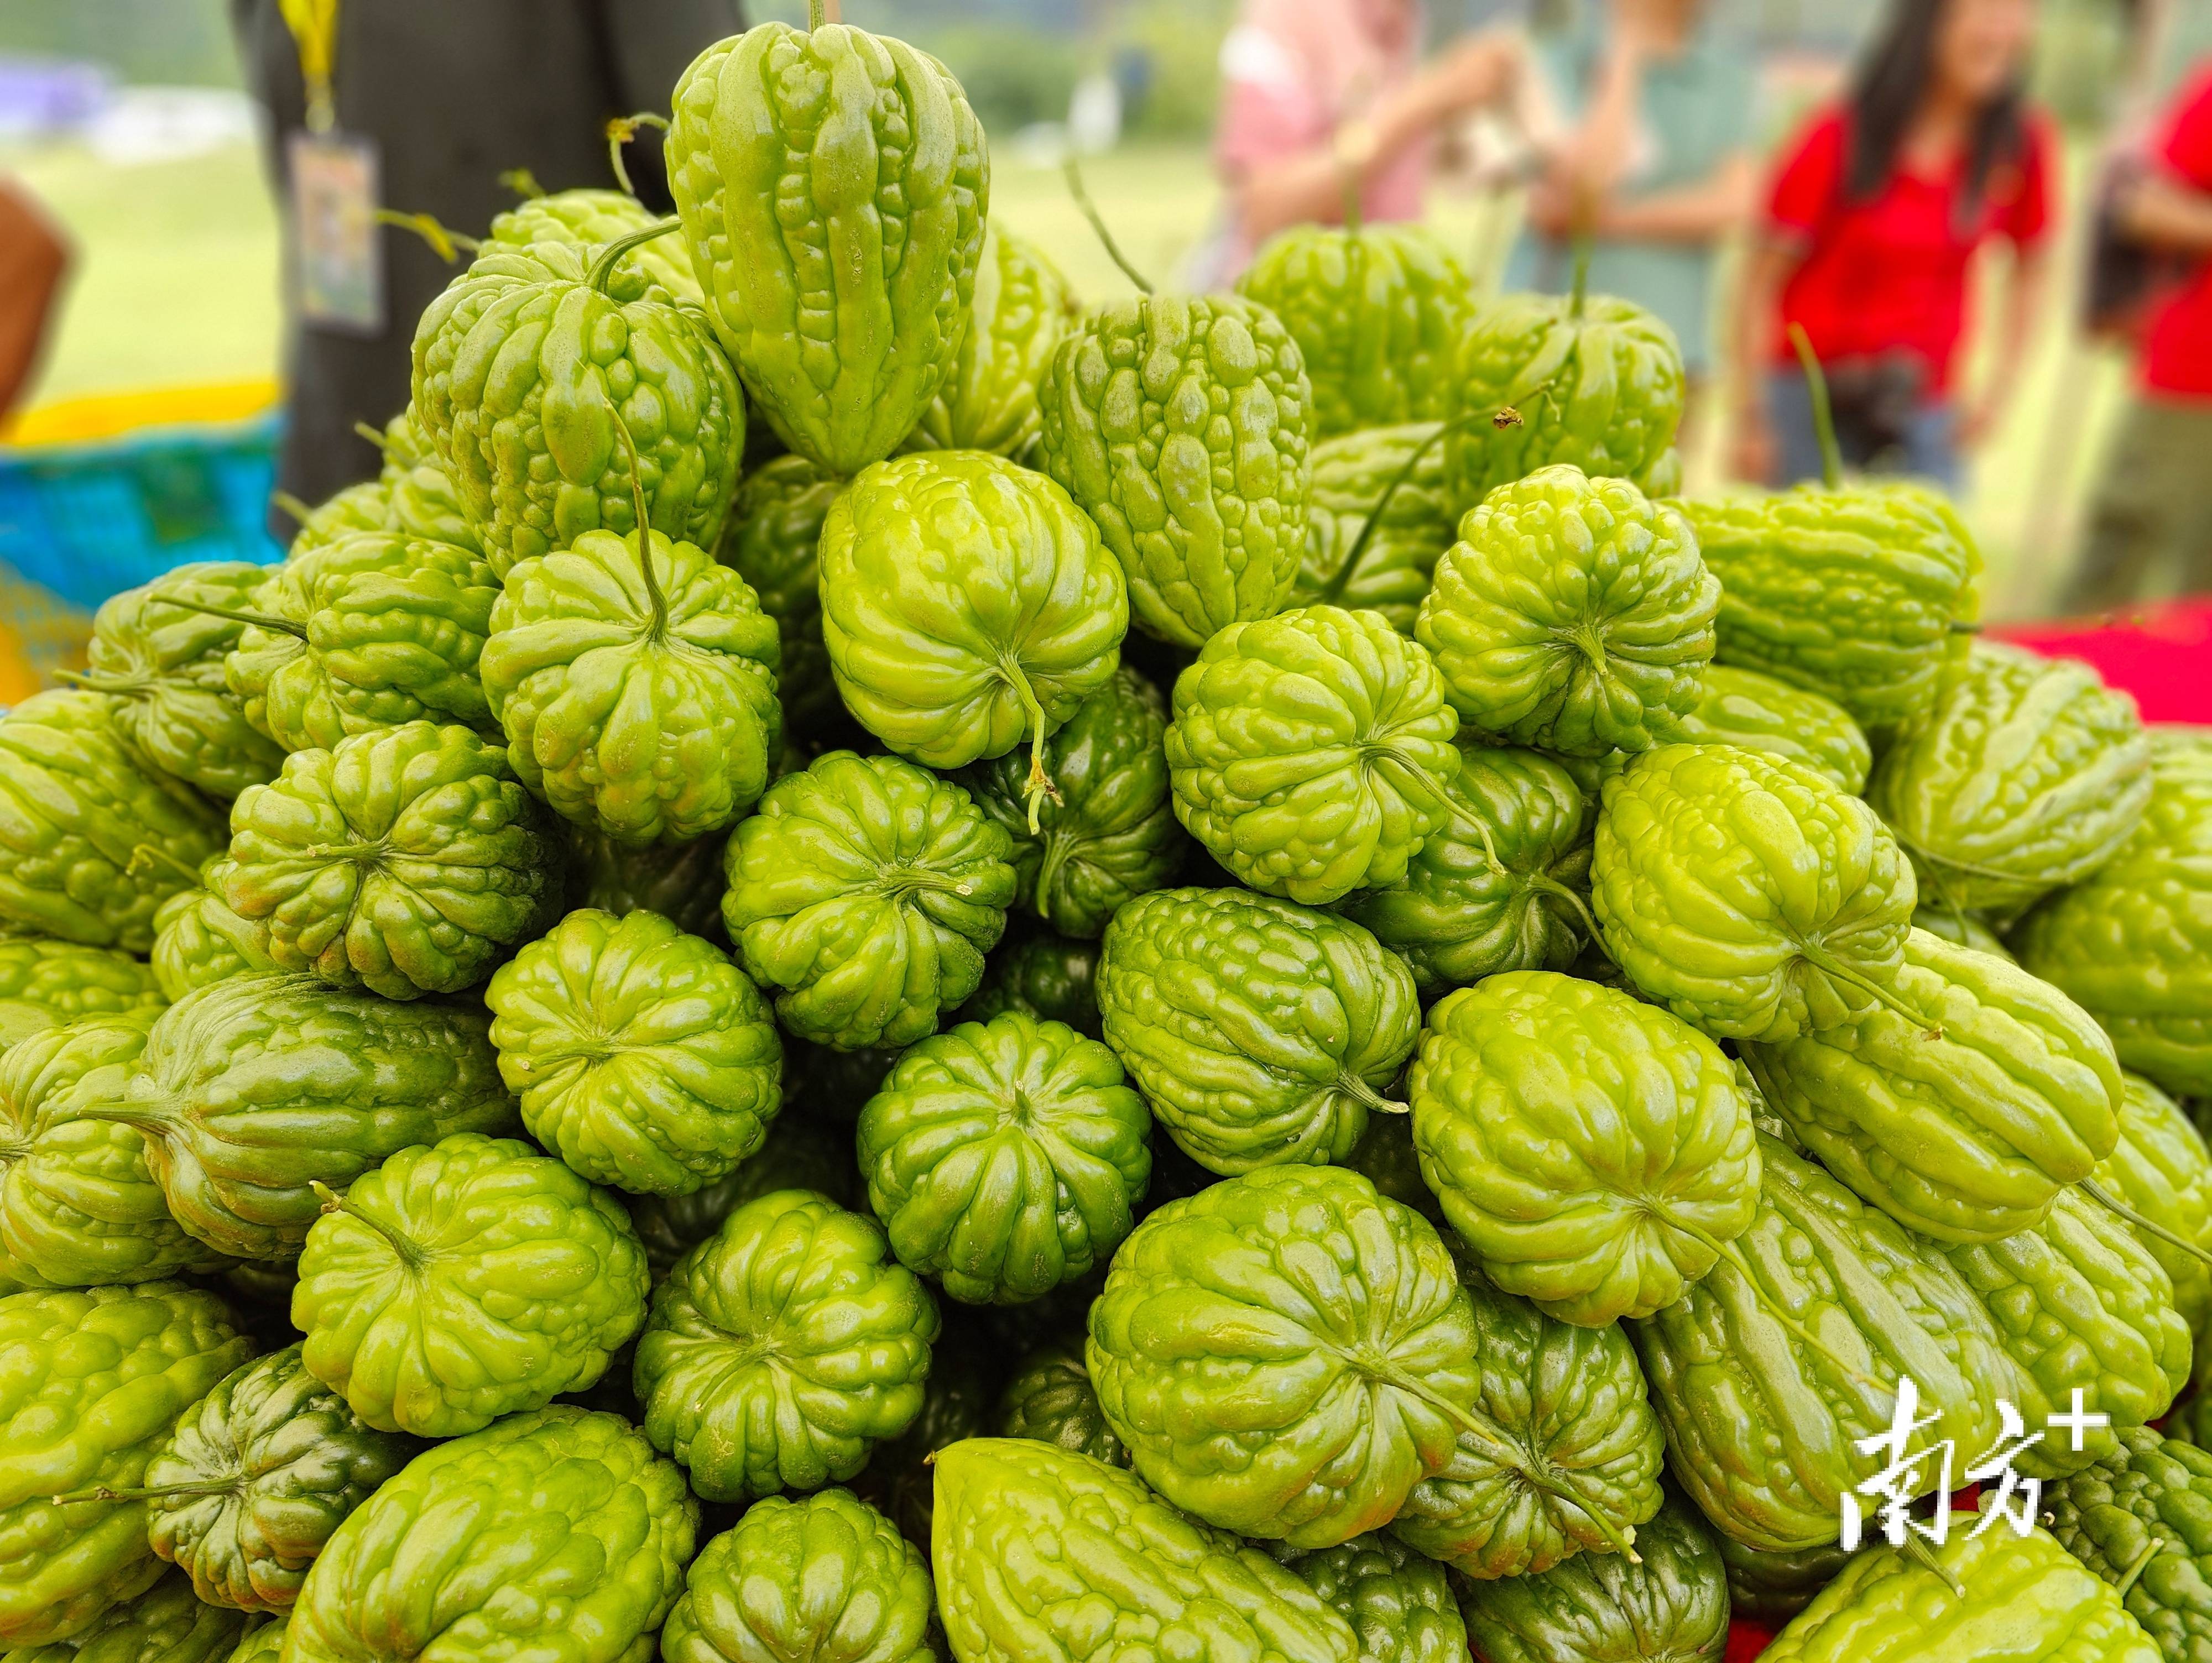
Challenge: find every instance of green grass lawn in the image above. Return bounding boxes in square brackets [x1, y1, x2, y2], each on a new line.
[5, 134, 2133, 620]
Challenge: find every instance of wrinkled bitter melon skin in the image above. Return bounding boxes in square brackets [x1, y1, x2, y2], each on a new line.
[149, 876, 276, 1006]
[1592, 744, 1918, 1043]
[953, 930, 1102, 1039]
[1096, 887, 1418, 1174]
[286, 1407, 697, 1663]
[1272, 1531, 1469, 1663]
[1629, 1134, 2019, 1554]
[959, 666, 1181, 940]
[1936, 1185, 2189, 1479]
[141, 1344, 414, 1613]
[1294, 422, 1457, 631]
[3, 1570, 251, 1663]
[1386, 1259, 1664, 1581]
[479, 525, 784, 848]
[1759, 1519, 2158, 1663]
[930, 1439, 1359, 1663]
[1715, 1535, 1850, 1628]
[718, 455, 846, 735]
[221, 722, 559, 1001]
[411, 242, 743, 578]
[633, 1189, 938, 1502]
[0, 1011, 227, 1290]
[485, 907, 782, 1197]
[77, 972, 517, 1262]
[223, 532, 502, 755]
[1086, 1165, 1481, 1550]
[79, 563, 285, 799]
[1743, 928, 2122, 1243]
[293, 1133, 648, 1437]
[0, 936, 163, 1054]
[1678, 664, 1871, 796]
[1442, 292, 1684, 510]
[1166, 605, 1460, 905]
[721, 751, 1015, 1051]
[2015, 745, 2212, 1098]
[819, 451, 1126, 774]
[667, 22, 988, 477]
[1341, 746, 1593, 991]
[0, 691, 229, 953]
[626, 1112, 858, 1275]
[1869, 643, 2152, 919]
[2046, 1426, 2212, 1661]
[1415, 466, 1717, 758]
[853, 1336, 989, 1550]
[662, 1490, 936, 1663]
[2091, 1073, 2212, 1345]
[1237, 223, 1476, 440]
[0, 1283, 253, 1646]
[486, 187, 703, 306]
[1453, 1494, 1731, 1663]
[857, 1011, 1150, 1305]
[1037, 291, 1313, 649]
[559, 824, 727, 942]
[1678, 482, 1981, 732]
[995, 1335, 1129, 1466]
[905, 227, 1076, 459]
[1408, 971, 1761, 1327]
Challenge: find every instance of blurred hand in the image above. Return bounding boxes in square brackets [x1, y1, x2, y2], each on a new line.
[1525, 174, 1588, 239]
[1731, 406, 1777, 485]
[1954, 397, 2001, 450]
[1608, 0, 1674, 55]
[1413, 32, 1522, 123]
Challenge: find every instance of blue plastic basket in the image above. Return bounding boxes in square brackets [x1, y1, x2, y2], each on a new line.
[0, 410, 285, 615]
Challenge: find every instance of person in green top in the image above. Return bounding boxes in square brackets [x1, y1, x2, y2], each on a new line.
[1505, 0, 1759, 386]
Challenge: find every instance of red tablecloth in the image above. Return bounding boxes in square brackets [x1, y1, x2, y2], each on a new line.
[1995, 597, 2212, 724]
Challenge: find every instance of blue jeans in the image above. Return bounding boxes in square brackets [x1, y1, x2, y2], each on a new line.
[1766, 369, 1961, 494]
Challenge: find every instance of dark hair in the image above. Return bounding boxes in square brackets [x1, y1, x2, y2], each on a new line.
[1846, 0, 2027, 224]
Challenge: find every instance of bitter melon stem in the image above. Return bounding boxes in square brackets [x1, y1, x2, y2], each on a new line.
[161, 596, 303, 641]
[1063, 155, 1153, 295]
[603, 113, 670, 199]
[1003, 665, 1062, 835]
[1788, 323, 1844, 491]
[2080, 1178, 2212, 1273]
[49, 1477, 241, 1508]
[606, 412, 670, 641]
[1368, 1356, 1643, 1563]
[311, 1179, 427, 1268]
[374, 209, 478, 263]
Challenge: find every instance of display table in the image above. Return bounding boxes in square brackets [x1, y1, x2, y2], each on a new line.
[1996, 597, 2212, 724]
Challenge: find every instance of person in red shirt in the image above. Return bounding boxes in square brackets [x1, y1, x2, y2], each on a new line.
[1730, 0, 2053, 489]
[2066, 61, 2212, 611]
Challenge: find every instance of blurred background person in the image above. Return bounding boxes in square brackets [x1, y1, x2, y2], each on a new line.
[1730, 0, 2054, 490]
[2065, 51, 2212, 612]
[0, 180, 69, 417]
[1509, 0, 1759, 409]
[1203, 0, 1524, 284]
[229, 0, 740, 516]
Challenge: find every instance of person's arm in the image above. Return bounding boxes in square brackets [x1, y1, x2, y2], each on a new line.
[1728, 234, 1794, 483]
[1539, 0, 1668, 208]
[0, 182, 69, 416]
[2121, 166, 2212, 252]
[1232, 32, 1521, 246]
[1579, 149, 1756, 242]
